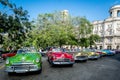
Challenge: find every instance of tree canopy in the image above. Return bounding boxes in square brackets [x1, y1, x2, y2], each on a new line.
[0, 0, 32, 50]
[0, 1, 100, 50]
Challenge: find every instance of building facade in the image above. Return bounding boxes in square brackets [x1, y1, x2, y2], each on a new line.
[92, 5, 120, 49]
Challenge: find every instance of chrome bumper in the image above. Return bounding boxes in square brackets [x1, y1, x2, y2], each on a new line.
[5, 65, 41, 73]
[52, 62, 74, 65]
[88, 55, 100, 59]
[75, 57, 88, 61]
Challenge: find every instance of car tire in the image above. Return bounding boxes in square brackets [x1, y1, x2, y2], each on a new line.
[36, 66, 42, 74]
[3, 57, 6, 60]
[8, 72, 14, 76]
[69, 64, 73, 67]
[83, 60, 87, 62]
[50, 61, 54, 67]
[95, 58, 98, 60]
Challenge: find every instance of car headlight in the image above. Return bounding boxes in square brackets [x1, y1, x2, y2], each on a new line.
[6, 59, 9, 64]
[36, 58, 40, 63]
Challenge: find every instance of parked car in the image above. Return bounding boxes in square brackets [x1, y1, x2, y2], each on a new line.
[73, 50, 88, 62]
[112, 49, 120, 54]
[0, 52, 3, 63]
[47, 48, 74, 66]
[2, 50, 17, 60]
[101, 49, 115, 55]
[91, 49, 107, 57]
[83, 49, 100, 60]
[5, 47, 42, 75]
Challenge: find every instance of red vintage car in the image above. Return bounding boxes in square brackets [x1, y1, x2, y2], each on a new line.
[2, 50, 17, 60]
[47, 48, 74, 66]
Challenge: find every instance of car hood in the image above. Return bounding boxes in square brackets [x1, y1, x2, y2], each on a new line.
[74, 52, 87, 56]
[87, 52, 99, 56]
[8, 53, 40, 64]
[52, 52, 73, 58]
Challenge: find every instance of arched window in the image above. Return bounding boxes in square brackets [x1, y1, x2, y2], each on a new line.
[100, 46, 102, 49]
[117, 10, 120, 17]
[110, 12, 112, 17]
[116, 45, 119, 49]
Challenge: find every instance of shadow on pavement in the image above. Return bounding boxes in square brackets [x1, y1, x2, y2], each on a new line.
[8, 72, 41, 76]
[106, 53, 120, 62]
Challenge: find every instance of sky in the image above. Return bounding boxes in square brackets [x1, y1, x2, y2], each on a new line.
[1, 0, 120, 22]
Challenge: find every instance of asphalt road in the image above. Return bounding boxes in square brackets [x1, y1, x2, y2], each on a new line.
[0, 54, 120, 80]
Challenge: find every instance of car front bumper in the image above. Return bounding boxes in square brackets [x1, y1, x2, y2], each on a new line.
[5, 64, 41, 73]
[52, 61, 74, 65]
[107, 53, 115, 55]
[74, 56, 88, 61]
[88, 55, 100, 59]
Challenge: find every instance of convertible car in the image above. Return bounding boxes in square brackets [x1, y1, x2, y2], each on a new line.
[73, 51, 88, 62]
[2, 50, 17, 60]
[5, 47, 42, 75]
[83, 49, 100, 60]
[47, 48, 74, 66]
[101, 49, 115, 56]
[91, 49, 107, 57]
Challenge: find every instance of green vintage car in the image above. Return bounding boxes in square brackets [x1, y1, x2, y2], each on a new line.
[5, 47, 42, 74]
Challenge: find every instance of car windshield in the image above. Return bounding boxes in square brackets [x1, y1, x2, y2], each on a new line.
[17, 48, 37, 54]
[82, 49, 90, 52]
[52, 48, 62, 52]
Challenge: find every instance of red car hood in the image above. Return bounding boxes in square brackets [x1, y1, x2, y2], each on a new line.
[2, 52, 16, 57]
[52, 52, 73, 58]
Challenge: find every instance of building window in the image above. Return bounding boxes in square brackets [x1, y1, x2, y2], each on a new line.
[109, 29, 112, 35]
[116, 46, 119, 49]
[107, 46, 112, 50]
[117, 10, 120, 17]
[110, 12, 112, 17]
[117, 24, 120, 31]
[108, 38, 112, 42]
[100, 38, 103, 42]
[100, 46, 102, 49]
[107, 24, 113, 35]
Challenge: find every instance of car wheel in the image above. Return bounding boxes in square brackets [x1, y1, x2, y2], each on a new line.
[83, 60, 87, 62]
[8, 72, 14, 76]
[36, 66, 42, 74]
[47, 58, 50, 62]
[69, 64, 73, 67]
[3, 57, 6, 60]
[50, 61, 55, 67]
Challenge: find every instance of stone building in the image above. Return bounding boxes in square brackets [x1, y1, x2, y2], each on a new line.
[92, 5, 120, 49]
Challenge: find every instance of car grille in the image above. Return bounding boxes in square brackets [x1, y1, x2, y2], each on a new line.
[55, 58, 70, 62]
[91, 54, 98, 56]
[11, 62, 36, 70]
[76, 56, 86, 58]
[12, 62, 34, 66]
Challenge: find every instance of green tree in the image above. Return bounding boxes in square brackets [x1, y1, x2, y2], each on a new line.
[0, 0, 32, 50]
[28, 11, 76, 48]
[72, 16, 93, 48]
[89, 34, 100, 46]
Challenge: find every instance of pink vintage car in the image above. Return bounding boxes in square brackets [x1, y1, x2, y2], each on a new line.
[47, 48, 74, 67]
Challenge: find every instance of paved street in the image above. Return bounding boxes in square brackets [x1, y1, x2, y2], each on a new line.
[0, 54, 120, 80]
